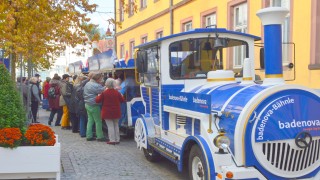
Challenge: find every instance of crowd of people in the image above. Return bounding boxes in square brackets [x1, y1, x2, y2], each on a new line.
[16, 72, 126, 145]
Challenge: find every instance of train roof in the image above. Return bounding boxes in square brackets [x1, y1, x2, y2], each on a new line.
[135, 28, 261, 49]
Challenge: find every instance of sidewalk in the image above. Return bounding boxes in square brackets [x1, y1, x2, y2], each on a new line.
[37, 108, 187, 180]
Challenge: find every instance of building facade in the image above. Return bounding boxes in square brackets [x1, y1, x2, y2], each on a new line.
[115, 0, 320, 88]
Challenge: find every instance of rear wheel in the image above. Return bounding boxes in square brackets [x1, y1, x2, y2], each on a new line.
[143, 147, 160, 162]
[188, 145, 207, 180]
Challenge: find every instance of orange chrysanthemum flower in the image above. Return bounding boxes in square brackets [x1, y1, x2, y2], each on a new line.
[0, 128, 22, 148]
[25, 124, 56, 146]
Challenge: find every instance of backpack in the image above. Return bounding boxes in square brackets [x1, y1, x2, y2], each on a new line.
[48, 86, 56, 98]
[65, 82, 73, 96]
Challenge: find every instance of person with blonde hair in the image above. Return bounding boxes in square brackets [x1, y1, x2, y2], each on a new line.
[29, 76, 41, 123]
[96, 78, 125, 145]
[83, 72, 106, 141]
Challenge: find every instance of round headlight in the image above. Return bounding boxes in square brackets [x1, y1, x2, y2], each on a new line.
[214, 135, 230, 149]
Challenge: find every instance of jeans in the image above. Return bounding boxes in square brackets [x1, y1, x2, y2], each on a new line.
[31, 101, 39, 123]
[85, 104, 104, 139]
[79, 114, 87, 137]
[49, 108, 62, 125]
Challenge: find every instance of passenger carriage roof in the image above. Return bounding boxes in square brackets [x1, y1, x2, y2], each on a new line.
[135, 28, 261, 49]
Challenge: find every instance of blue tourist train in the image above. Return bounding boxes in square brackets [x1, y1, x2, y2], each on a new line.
[133, 7, 320, 179]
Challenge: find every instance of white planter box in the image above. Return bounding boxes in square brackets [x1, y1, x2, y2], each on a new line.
[0, 140, 61, 179]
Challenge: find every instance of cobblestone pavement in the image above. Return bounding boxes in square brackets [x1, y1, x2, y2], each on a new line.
[37, 109, 188, 180]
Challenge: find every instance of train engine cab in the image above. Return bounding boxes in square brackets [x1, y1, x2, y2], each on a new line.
[134, 7, 320, 180]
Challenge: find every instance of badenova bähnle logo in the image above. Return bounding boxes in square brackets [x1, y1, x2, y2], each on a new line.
[255, 95, 320, 142]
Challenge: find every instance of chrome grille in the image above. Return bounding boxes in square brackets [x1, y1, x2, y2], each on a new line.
[262, 139, 320, 172]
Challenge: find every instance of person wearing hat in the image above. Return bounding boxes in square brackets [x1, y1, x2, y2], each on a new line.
[59, 74, 73, 129]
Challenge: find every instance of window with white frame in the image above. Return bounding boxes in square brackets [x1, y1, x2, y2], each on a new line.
[120, 44, 125, 59]
[141, 36, 148, 44]
[184, 21, 193, 32]
[141, 0, 147, 9]
[205, 13, 217, 27]
[156, 31, 163, 39]
[120, 1, 124, 21]
[271, 0, 291, 65]
[130, 41, 135, 59]
[129, 0, 134, 16]
[310, 0, 320, 69]
[233, 3, 247, 68]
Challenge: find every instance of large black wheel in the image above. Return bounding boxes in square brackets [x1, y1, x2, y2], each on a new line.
[143, 147, 161, 162]
[188, 145, 208, 180]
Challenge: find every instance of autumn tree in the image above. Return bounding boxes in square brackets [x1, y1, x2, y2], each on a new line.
[0, 0, 99, 79]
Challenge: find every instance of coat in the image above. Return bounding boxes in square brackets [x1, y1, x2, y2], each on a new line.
[43, 81, 50, 99]
[83, 79, 105, 106]
[48, 79, 61, 110]
[59, 80, 73, 106]
[95, 88, 125, 120]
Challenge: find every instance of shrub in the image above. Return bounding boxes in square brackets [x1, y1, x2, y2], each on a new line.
[25, 124, 56, 146]
[0, 128, 23, 148]
[0, 64, 27, 130]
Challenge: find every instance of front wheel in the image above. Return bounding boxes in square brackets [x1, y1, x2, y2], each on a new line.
[143, 147, 161, 162]
[188, 145, 208, 180]
[134, 118, 147, 150]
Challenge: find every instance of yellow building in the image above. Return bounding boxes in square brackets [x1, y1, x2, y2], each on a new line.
[115, 0, 320, 88]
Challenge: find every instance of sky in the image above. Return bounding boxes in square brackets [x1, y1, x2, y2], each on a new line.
[87, 0, 115, 31]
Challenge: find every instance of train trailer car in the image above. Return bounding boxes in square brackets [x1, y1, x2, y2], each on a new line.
[133, 7, 320, 180]
[114, 67, 145, 136]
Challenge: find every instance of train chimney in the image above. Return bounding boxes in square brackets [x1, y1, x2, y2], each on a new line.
[256, 7, 289, 85]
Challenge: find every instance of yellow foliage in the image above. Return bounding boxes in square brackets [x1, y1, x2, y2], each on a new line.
[0, 0, 98, 70]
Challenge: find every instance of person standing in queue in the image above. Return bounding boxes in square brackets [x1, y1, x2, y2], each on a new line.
[96, 78, 125, 145]
[83, 72, 106, 141]
[34, 73, 42, 100]
[42, 77, 51, 111]
[60, 74, 72, 129]
[29, 77, 41, 123]
[48, 75, 62, 126]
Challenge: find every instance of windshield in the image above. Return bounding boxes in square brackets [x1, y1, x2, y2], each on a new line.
[169, 37, 248, 79]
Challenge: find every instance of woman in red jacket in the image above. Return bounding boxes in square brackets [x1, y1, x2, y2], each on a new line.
[96, 78, 125, 145]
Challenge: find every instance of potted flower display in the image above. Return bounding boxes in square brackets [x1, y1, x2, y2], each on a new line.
[0, 64, 61, 180]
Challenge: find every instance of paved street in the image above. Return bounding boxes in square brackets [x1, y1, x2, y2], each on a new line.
[37, 108, 188, 180]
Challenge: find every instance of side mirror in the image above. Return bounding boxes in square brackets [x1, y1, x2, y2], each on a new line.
[260, 48, 265, 69]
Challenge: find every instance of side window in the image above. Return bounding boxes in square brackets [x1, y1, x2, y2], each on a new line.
[136, 47, 160, 87]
